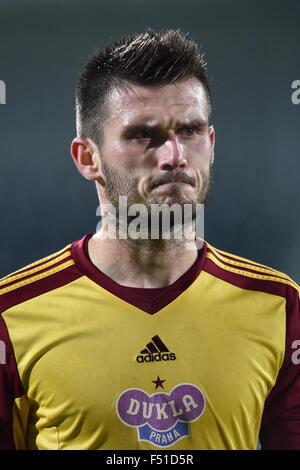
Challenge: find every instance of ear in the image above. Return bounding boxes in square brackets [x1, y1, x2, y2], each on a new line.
[208, 125, 215, 165]
[70, 138, 104, 183]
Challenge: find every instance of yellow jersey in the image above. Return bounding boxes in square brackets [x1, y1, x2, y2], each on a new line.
[0, 234, 299, 449]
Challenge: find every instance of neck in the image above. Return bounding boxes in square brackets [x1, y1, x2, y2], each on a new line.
[87, 227, 200, 288]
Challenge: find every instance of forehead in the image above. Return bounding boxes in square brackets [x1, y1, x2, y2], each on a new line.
[105, 79, 209, 128]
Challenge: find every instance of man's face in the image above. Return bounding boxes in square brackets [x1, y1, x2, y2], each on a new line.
[98, 78, 215, 214]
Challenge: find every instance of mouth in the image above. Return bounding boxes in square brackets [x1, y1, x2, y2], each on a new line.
[152, 180, 194, 193]
[147, 173, 196, 196]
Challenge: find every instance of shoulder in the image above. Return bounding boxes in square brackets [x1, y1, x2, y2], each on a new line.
[0, 241, 83, 315]
[203, 241, 299, 300]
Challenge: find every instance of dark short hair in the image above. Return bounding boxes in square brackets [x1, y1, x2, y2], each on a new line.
[76, 28, 211, 147]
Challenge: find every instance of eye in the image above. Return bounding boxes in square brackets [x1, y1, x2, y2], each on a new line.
[134, 129, 151, 139]
[177, 126, 199, 136]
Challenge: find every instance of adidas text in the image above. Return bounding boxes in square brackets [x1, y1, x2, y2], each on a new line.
[136, 352, 176, 363]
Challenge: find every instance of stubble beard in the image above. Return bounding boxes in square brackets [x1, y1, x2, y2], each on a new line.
[99, 157, 212, 251]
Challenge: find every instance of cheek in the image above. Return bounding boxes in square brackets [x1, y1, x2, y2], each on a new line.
[185, 137, 213, 165]
[104, 141, 126, 162]
[104, 141, 143, 172]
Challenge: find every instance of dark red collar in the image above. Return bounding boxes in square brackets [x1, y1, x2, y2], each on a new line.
[71, 234, 207, 314]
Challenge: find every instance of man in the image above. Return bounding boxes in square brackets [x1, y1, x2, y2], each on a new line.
[0, 29, 299, 450]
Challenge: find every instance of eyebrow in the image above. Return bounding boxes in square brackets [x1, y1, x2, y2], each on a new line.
[122, 119, 209, 135]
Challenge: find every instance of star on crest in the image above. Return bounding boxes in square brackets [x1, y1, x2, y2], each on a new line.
[152, 376, 166, 389]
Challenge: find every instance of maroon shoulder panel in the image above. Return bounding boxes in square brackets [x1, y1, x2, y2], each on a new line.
[0, 264, 83, 315]
[204, 252, 288, 298]
[207, 247, 290, 280]
[2, 246, 71, 281]
[0, 315, 24, 450]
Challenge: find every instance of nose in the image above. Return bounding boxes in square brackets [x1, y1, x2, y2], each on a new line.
[158, 131, 187, 171]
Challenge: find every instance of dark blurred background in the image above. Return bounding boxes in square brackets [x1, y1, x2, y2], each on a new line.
[0, 0, 299, 281]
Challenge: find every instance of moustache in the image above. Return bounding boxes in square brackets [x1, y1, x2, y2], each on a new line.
[149, 172, 196, 190]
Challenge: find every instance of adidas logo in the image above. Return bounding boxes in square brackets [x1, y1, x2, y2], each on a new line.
[136, 335, 176, 363]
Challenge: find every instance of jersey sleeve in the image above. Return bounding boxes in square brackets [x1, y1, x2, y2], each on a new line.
[0, 314, 27, 450]
[259, 284, 300, 449]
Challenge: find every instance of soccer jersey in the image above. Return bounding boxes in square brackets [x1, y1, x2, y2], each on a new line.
[0, 234, 299, 450]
